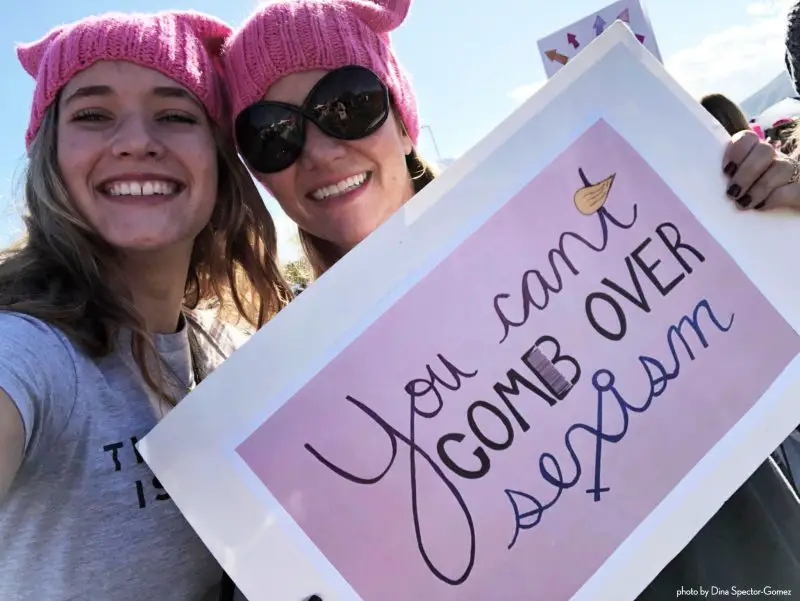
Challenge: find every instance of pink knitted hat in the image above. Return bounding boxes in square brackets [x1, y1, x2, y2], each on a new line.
[17, 10, 232, 150]
[223, 0, 419, 144]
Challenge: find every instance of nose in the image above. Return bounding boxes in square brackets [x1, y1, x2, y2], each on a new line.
[298, 122, 347, 169]
[110, 114, 165, 160]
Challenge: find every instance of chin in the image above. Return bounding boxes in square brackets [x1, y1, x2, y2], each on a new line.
[103, 228, 195, 255]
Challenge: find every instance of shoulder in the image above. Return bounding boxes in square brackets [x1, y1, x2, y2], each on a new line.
[0, 312, 79, 453]
[0, 311, 76, 359]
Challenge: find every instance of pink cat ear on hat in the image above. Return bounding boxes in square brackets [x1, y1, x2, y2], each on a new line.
[16, 26, 64, 78]
[173, 10, 232, 56]
[346, 0, 411, 33]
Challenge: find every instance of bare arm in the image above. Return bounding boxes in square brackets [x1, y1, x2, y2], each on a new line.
[0, 389, 24, 500]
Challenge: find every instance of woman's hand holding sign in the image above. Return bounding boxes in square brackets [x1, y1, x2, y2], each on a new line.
[723, 130, 800, 211]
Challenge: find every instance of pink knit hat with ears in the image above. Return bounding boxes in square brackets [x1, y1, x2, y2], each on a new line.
[223, 0, 419, 144]
[17, 10, 232, 150]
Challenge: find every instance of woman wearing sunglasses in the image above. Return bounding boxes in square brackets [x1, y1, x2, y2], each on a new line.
[0, 11, 288, 601]
[227, 0, 434, 278]
[224, 0, 800, 596]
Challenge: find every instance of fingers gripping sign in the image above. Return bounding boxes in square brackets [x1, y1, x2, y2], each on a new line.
[722, 129, 800, 212]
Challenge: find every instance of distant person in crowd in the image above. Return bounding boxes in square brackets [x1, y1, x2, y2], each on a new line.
[222, 0, 800, 597]
[701, 92, 751, 135]
[0, 11, 288, 601]
[765, 117, 799, 155]
[748, 116, 799, 156]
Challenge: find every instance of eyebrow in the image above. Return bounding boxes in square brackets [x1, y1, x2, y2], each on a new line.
[63, 85, 112, 105]
[152, 86, 199, 104]
[63, 85, 201, 108]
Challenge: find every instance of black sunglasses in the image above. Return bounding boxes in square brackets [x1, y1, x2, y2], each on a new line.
[235, 65, 390, 174]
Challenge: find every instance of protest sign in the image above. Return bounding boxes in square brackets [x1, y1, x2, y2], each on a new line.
[139, 23, 800, 601]
[537, 0, 661, 78]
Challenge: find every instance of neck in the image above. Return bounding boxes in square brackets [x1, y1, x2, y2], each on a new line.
[120, 245, 192, 334]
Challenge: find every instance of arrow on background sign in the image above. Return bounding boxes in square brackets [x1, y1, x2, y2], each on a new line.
[593, 15, 606, 36]
[567, 32, 579, 48]
[636, 33, 645, 43]
[545, 49, 569, 65]
[617, 8, 630, 22]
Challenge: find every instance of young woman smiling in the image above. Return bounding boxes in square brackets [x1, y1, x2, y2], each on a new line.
[0, 11, 288, 601]
[223, 0, 800, 596]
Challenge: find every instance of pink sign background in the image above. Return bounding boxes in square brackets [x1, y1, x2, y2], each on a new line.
[237, 119, 800, 600]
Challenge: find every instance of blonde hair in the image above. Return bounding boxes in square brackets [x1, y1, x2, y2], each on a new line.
[299, 148, 437, 277]
[0, 105, 291, 400]
[770, 119, 799, 156]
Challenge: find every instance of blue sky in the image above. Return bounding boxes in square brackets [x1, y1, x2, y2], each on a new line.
[0, 0, 792, 260]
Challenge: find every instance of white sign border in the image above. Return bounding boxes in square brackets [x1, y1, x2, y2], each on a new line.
[139, 22, 800, 601]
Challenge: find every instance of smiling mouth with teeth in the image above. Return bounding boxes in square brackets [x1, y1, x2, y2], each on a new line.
[103, 180, 181, 197]
[310, 172, 370, 201]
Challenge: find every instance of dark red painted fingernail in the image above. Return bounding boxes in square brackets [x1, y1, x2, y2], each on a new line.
[754, 200, 767, 210]
[736, 194, 752, 208]
[724, 161, 738, 176]
[727, 184, 741, 198]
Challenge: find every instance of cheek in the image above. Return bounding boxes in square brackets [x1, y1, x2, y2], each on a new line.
[368, 134, 411, 194]
[365, 128, 408, 174]
[57, 125, 97, 170]
[55, 127, 100, 213]
[180, 134, 218, 204]
[189, 135, 217, 179]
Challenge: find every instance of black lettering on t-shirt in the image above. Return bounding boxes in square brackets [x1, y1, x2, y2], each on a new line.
[103, 436, 173, 509]
[103, 442, 124, 471]
[130, 436, 144, 464]
[135, 480, 146, 509]
[153, 476, 170, 502]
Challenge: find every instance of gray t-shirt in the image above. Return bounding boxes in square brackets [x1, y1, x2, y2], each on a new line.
[0, 311, 246, 601]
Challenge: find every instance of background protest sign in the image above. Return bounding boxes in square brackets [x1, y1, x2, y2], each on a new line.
[537, 0, 662, 78]
[139, 23, 800, 601]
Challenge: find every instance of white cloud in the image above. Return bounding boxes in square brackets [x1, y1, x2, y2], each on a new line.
[747, 0, 783, 16]
[664, 0, 793, 102]
[508, 0, 794, 106]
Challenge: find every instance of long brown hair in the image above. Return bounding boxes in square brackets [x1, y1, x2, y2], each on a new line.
[0, 105, 291, 400]
[299, 148, 437, 277]
[700, 93, 751, 136]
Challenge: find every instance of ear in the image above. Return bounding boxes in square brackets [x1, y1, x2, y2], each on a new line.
[345, 0, 411, 33]
[391, 109, 413, 155]
[16, 27, 64, 78]
[401, 126, 413, 156]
